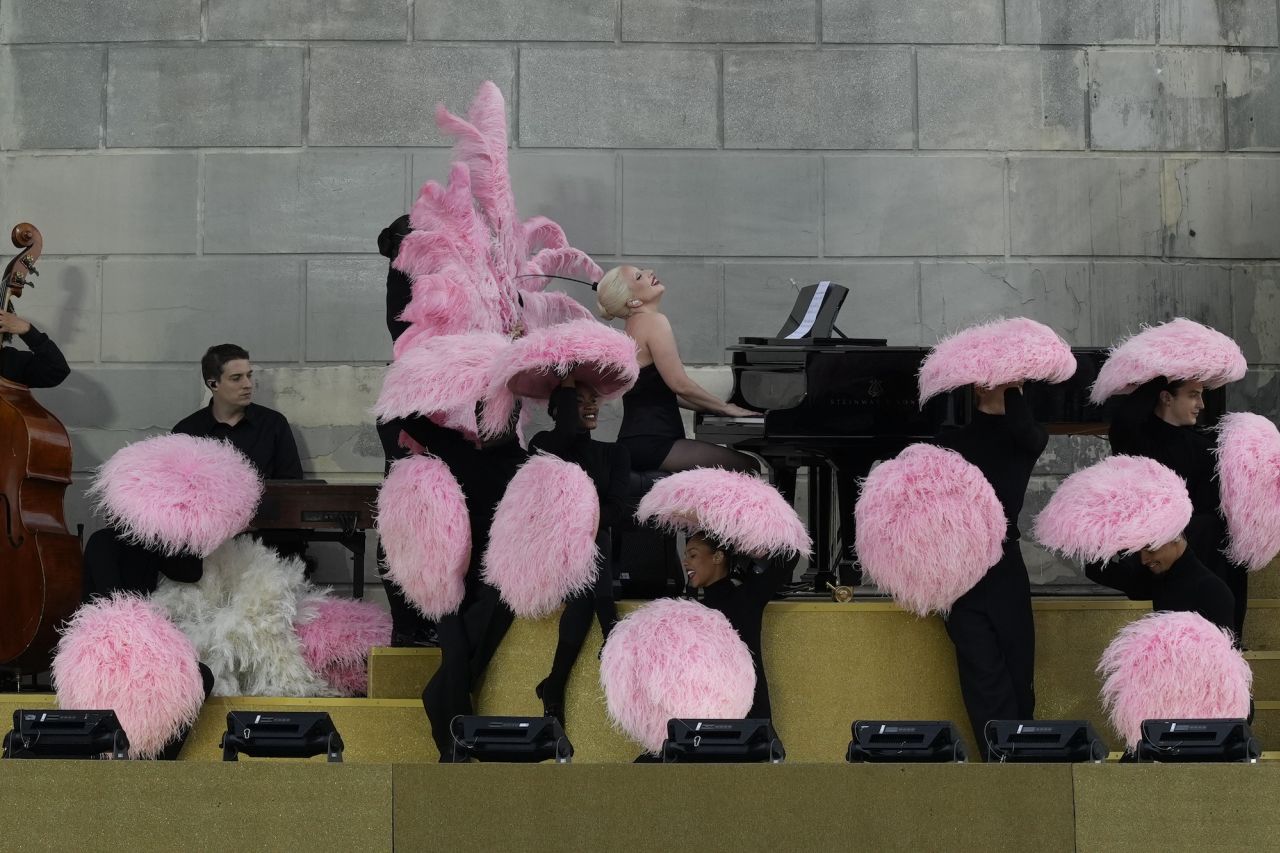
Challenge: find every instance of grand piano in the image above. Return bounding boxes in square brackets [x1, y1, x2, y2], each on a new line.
[694, 282, 1224, 591]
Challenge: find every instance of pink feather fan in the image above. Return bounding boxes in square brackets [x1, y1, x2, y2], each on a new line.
[853, 444, 1005, 616]
[600, 598, 756, 755]
[1098, 611, 1251, 750]
[376, 455, 471, 620]
[918, 317, 1077, 406]
[480, 319, 640, 439]
[376, 332, 508, 441]
[53, 595, 205, 759]
[1090, 318, 1246, 404]
[296, 598, 392, 697]
[482, 454, 600, 619]
[88, 433, 263, 557]
[1216, 412, 1280, 571]
[636, 468, 811, 558]
[1033, 455, 1192, 564]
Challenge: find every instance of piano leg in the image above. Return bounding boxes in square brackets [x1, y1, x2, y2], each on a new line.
[347, 531, 366, 599]
[809, 463, 835, 593]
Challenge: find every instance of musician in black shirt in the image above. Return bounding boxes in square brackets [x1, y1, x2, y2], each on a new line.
[0, 310, 70, 388]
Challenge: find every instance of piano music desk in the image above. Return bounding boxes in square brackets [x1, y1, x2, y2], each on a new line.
[251, 481, 380, 598]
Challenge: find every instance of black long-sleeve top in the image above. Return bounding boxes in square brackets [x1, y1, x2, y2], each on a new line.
[700, 559, 791, 720]
[378, 214, 413, 343]
[935, 389, 1049, 542]
[528, 387, 631, 531]
[172, 402, 304, 480]
[1086, 549, 1235, 635]
[0, 325, 70, 388]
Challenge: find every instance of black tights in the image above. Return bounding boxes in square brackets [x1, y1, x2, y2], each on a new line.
[540, 591, 618, 709]
[660, 439, 759, 474]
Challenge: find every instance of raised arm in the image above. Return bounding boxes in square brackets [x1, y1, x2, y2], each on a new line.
[635, 313, 753, 416]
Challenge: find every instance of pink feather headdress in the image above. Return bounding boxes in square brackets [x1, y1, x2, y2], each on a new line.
[1033, 455, 1192, 564]
[599, 598, 756, 755]
[482, 454, 600, 619]
[1216, 413, 1280, 571]
[917, 317, 1077, 406]
[375, 332, 508, 441]
[635, 468, 811, 559]
[1090, 318, 1246, 404]
[88, 433, 263, 557]
[853, 443, 1006, 616]
[1098, 611, 1252, 750]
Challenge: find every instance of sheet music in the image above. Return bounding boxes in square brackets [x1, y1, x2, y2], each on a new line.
[784, 280, 830, 340]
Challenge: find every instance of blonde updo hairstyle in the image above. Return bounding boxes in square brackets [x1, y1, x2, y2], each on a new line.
[596, 266, 635, 321]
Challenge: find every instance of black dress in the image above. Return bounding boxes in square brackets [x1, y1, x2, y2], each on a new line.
[618, 364, 685, 471]
[935, 389, 1046, 756]
[1087, 549, 1235, 635]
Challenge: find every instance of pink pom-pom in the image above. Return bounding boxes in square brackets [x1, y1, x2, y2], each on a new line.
[376, 332, 508, 441]
[1216, 413, 1280, 571]
[1098, 610, 1252, 749]
[918, 317, 1077, 406]
[88, 434, 263, 557]
[480, 319, 639, 438]
[376, 455, 471, 620]
[1034, 455, 1192, 564]
[296, 598, 392, 697]
[1091, 318, 1246, 404]
[482, 454, 600, 619]
[52, 595, 205, 759]
[854, 444, 1005, 616]
[600, 598, 756, 755]
[636, 469, 810, 558]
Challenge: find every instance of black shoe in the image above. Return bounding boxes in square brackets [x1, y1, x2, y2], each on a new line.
[392, 626, 440, 648]
[535, 677, 565, 728]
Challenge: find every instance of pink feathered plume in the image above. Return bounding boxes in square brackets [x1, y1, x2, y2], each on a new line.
[854, 443, 1005, 616]
[518, 289, 595, 332]
[52, 595, 205, 759]
[1090, 318, 1247, 404]
[918, 317, 1077, 407]
[88, 433, 263, 557]
[376, 332, 508, 441]
[482, 454, 600, 619]
[480, 319, 639, 438]
[1216, 413, 1280, 570]
[600, 598, 756, 755]
[1098, 610, 1252, 750]
[1034, 455, 1192, 564]
[376, 455, 471, 620]
[636, 468, 811, 559]
[295, 598, 392, 697]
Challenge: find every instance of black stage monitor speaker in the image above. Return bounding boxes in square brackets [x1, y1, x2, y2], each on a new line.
[449, 715, 573, 763]
[661, 718, 785, 764]
[984, 720, 1108, 763]
[2, 710, 129, 760]
[1135, 719, 1260, 763]
[846, 720, 968, 763]
[221, 711, 344, 762]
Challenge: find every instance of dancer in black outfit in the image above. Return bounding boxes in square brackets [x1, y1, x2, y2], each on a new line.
[936, 386, 1045, 758]
[1087, 535, 1235, 634]
[528, 382, 630, 725]
[1108, 378, 1246, 638]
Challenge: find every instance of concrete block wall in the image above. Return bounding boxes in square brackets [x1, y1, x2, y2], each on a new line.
[2, 0, 1278, 588]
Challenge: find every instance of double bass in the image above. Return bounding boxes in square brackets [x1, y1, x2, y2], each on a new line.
[0, 222, 81, 673]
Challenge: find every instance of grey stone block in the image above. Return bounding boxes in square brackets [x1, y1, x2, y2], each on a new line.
[203, 152, 407, 254]
[623, 0, 814, 42]
[0, 153, 197, 254]
[101, 258, 303, 363]
[36, 367, 204, 432]
[0, 47, 103, 150]
[723, 262, 920, 345]
[920, 262, 1092, 344]
[1161, 0, 1278, 46]
[1090, 262, 1232, 345]
[1089, 49, 1223, 151]
[208, 0, 407, 40]
[307, 259, 394, 363]
[1009, 156, 1162, 256]
[602, 260, 723, 364]
[418, 0, 613, 40]
[1232, 265, 1280, 365]
[918, 48, 1087, 150]
[1163, 158, 1280, 258]
[1229, 368, 1280, 419]
[724, 50, 913, 149]
[1006, 0, 1156, 45]
[621, 154, 820, 256]
[824, 0, 1000, 43]
[1226, 53, 1280, 150]
[7, 259, 100, 363]
[255, 365, 387, 472]
[309, 46, 514, 147]
[825, 155, 1004, 256]
[0, 0, 199, 43]
[107, 46, 303, 148]
[1034, 434, 1110, 476]
[520, 48, 718, 148]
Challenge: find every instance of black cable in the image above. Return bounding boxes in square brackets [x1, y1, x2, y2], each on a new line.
[515, 273, 598, 291]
